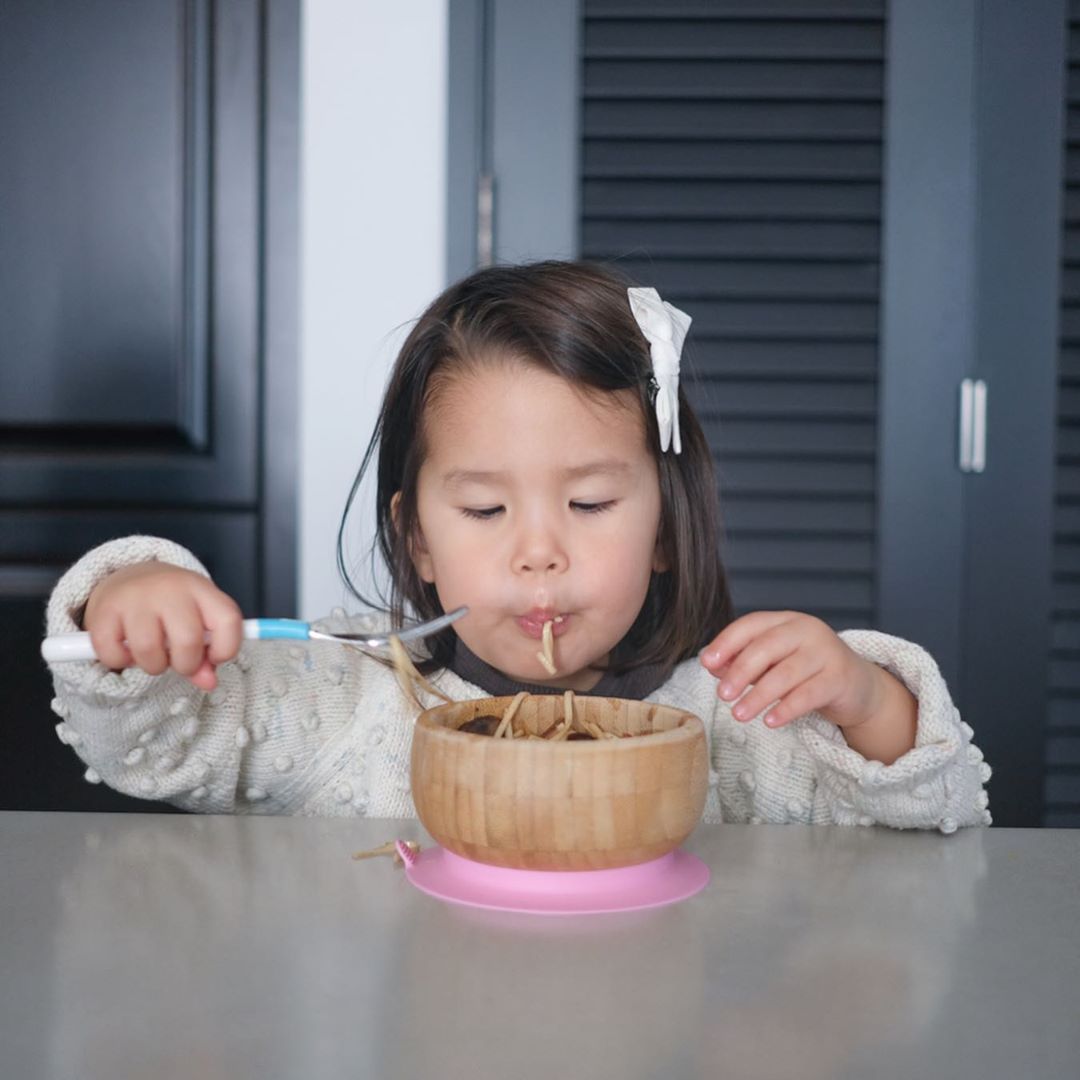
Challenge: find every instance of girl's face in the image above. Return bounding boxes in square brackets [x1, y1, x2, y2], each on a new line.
[409, 360, 666, 690]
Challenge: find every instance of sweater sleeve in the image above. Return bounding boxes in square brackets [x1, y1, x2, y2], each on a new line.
[44, 535, 253, 811]
[792, 629, 992, 833]
[698, 630, 991, 832]
[44, 535, 422, 817]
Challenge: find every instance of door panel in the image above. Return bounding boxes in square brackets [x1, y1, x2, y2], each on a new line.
[0, 0, 259, 505]
[0, 0, 299, 809]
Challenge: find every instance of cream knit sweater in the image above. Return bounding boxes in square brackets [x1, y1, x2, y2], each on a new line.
[45, 537, 992, 832]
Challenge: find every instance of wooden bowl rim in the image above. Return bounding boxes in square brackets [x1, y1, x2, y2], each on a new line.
[415, 695, 704, 748]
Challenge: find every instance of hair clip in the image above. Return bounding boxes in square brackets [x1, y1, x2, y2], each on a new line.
[627, 287, 692, 454]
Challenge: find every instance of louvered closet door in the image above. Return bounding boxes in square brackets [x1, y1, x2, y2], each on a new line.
[580, 0, 884, 630]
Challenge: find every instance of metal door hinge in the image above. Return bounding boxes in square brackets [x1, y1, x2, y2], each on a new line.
[959, 378, 987, 473]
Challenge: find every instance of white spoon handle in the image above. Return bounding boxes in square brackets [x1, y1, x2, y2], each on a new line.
[40, 620, 267, 664]
[40, 633, 102, 663]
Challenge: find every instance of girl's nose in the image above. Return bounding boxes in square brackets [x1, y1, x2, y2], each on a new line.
[512, 525, 569, 575]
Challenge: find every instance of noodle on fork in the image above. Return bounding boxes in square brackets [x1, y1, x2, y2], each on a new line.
[388, 635, 454, 711]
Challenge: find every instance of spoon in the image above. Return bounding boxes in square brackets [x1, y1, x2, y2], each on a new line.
[40, 606, 469, 664]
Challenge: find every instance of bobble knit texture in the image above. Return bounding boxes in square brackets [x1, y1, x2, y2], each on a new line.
[45, 537, 991, 831]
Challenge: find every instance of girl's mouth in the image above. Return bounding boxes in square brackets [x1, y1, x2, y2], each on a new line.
[516, 611, 569, 639]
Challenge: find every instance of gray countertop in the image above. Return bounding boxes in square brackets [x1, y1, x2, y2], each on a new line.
[2, 812, 1078, 1080]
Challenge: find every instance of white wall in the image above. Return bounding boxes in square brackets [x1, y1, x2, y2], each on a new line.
[298, 1, 448, 619]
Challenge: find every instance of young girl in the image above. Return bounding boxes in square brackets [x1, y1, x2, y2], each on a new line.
[44, 261, 991, 831]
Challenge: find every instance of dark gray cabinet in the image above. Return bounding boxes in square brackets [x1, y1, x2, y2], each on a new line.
[0, 0, 298, 810]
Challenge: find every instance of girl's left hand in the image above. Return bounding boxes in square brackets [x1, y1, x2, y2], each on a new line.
[699, 611, 883, 730]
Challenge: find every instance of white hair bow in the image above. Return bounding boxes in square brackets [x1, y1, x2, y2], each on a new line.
[627, 286, 692, 454]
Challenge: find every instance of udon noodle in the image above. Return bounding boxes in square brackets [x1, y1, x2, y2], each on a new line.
[464, 690, 621, 741]
[536, 619, 557, 675]
[386, 629, 615, 742]
[386, 618, 558, 713]
[388, 634, 454, 711]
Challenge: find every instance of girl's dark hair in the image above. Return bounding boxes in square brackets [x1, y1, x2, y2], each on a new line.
[337, 259, 734, 674]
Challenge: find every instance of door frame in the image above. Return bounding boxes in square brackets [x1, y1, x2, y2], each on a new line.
[262, 0, 301, 616]
[446, 0, 581, 277]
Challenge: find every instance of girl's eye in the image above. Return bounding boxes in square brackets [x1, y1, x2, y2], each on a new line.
[461, 502, 615, 519]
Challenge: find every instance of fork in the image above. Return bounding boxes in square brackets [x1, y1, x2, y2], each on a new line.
[40, 606, 469, 664]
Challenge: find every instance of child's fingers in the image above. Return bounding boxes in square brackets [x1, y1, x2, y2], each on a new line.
[186, 658, 219, 692]
[760, 671, 835, 729]
[88, 610, 134, 671]
[714, 620, 804, 703]
[199, 592, 244, 666]
[727, 652, 823, 724]
[730, 652, 820, 721]
[125, 612, 169, 676]
[700, 611, 795, 672]
[162, 602, 212, 678]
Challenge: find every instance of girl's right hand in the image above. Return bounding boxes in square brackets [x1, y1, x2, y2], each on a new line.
[82, 562, 244, 691]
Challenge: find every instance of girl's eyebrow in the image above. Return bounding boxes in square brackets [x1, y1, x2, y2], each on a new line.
[441, 460, 632, 489]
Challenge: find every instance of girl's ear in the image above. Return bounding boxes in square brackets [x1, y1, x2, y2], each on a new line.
[391, 491, 436, 583]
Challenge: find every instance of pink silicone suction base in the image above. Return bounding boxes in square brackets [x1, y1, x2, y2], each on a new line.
[403, 846, 710, 915]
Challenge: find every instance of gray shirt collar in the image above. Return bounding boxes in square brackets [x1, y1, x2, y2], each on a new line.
[448, 640, 671, 700]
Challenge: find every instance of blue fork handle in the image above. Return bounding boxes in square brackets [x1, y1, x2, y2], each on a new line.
[41, 618, 314, 663]
[245, 618, 312, 641]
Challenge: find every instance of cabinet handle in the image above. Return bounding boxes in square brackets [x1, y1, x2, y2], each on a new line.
[971, 379, 987, 473]
[958, 378, 987, 474]
[959, 378, 974, 471]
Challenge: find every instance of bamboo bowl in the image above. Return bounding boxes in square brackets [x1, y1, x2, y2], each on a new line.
[410, 695, 708, 871]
